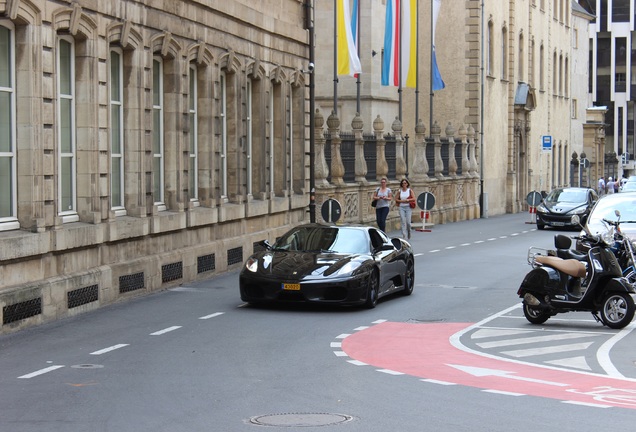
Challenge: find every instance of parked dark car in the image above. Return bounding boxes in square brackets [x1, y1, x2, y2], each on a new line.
[239, 223, 415, 308]
[535, 187, 598, 230]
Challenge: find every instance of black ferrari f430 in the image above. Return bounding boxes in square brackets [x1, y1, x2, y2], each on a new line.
[239, 224, 415, 308]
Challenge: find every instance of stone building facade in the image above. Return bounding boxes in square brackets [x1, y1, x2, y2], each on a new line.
[0, 0, 311, 333]
[315, 0, 588, 216]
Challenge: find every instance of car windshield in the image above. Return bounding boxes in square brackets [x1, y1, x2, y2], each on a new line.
[273, 226, 370, 254]
[545, 189, 586, 203]
[622, 182, 636, 192]
[589, 195, 636, 223]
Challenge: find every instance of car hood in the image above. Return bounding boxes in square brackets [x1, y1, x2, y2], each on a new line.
[543, 201, 585, 214]
[249, 250, 365, 279]
[586, 221, 636, 241]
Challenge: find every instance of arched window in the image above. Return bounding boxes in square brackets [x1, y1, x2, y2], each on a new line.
[553, 51, 558, 94]
[518, 32, 524, 81]
[501, 25, 508, 80]
[188, 64, 199, 205]
[152, 57, 165, 209]
[540, 44, 545, 90]
[487, 20, 494, 76]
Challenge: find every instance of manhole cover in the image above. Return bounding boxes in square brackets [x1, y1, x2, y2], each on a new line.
[249, 413, 354, 427]
[71, 364, 104, 369]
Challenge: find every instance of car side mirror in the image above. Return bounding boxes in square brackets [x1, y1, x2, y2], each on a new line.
[374, 244, 395, 253]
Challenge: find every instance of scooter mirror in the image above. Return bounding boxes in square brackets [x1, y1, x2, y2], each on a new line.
[615, 209, 621, 218]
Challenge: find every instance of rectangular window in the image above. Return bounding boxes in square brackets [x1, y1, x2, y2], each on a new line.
[188, 65, 199, 205]
[572, 99, 577, 119]
[110, 49, 125, 215]
[58, 37, 78, 222]
[152, 58, 165, 210]
[220, 71, 227, 198]
[0, 24, 18, 230]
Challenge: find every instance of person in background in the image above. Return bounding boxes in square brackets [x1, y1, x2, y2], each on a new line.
[598, 176, 605, 196]
[372, 177, 392, 232]
[395, 178, 415, 240]
[607, 177, 615, 194]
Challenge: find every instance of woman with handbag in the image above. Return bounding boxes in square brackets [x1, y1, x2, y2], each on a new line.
[372, 177, 392, 232]
[396, 178, 415, 240]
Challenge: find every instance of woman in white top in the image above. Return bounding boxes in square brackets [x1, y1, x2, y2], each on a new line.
[395, 178, 415, 239]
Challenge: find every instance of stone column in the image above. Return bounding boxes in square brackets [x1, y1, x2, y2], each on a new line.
[352, 113, 368, 184]
[410, 119, 428, 181]
[468, 124, 478, 177]
[432, 121, 443, 178]
[313, 109, 329, 187]
[392, 117, 407, 180]
[374, 115, 388, 180]
[459, 124, 470, 177]
[327, 110, 345, 186]
[446, 122, 457, 177]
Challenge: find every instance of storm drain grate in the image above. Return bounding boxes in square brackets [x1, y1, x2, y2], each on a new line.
[197, 253, 216, 274]
[227, 246, 243, 266]
[3, 297, 42, 324]
[248, 413, 354, 427]
[68, 284, 99, 309]
[119, 272, 145, 293]
[161, 261, 183, 283]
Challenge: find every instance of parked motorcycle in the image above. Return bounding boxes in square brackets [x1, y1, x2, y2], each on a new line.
[518, 215, 636, 329]
[602, 210, 636, 286]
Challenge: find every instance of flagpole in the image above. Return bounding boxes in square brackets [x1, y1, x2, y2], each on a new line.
[333, 0, 338, 113]
[429, 0, 434, 133]
[398, 0, 402, 122]
[355, 0, 361, 114]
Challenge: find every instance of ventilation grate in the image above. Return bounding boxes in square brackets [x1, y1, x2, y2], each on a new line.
[227, 246, 243, 266]
[68, 285, 99, 309]
[3, 297, 42, 325]
[119, 272, 145, 293]
[197, 253, 216, 274]
[162, 262, 183, 283]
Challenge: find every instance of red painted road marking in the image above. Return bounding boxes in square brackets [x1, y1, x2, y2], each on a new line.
[341, 322, 636, 409]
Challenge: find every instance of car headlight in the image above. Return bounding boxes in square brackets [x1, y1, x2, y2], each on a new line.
[336, 261, 362, 276]
[569, 207, 587, 215]
[536, 204, 547, 213]
[245, 257, 259, 272]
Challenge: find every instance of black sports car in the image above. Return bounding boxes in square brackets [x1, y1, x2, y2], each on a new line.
[239, 223, 415, 308]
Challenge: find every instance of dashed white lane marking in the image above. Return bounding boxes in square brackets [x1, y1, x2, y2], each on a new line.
[348, 360, 367, 366]
[331, 342, 342, 348]
[562, 401, 611, 408]
[90, 344, 129, 355]
[421, 378, 457, 386]
[150, 326, 182, 336]
[378, 369, 404, 376]
[199, 312, 224, 320]
[482, 389, 525, 396]
[18, 365, 65, 379]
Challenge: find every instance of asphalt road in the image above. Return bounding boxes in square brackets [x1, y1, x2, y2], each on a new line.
[1, 213, 635, 431]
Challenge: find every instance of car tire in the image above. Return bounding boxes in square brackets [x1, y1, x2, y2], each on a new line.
[364, 270, 379, 309]
[402, 259, 414, 296]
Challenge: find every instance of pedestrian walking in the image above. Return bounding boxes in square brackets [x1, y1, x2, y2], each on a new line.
[372, 177, 392, 232]
[396, 178, 415, 240]
[598, 176, 606, 196]
[607, 177, 615, 194]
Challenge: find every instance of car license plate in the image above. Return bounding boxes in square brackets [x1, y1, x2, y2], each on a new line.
[552, 222, 565, 226]
[282, 283, 301, 291]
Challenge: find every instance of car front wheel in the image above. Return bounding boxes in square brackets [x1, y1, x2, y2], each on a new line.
[364, 270, 379, 309]
[402, 259, 414, 296]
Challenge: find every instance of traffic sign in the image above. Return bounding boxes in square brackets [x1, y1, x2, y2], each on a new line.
[416, 192, 436, 211]
[542, 136, 552, 152]
[320, 198, 342, 223]
[580, 158, 590, 169]
[526, 191, 543, 207]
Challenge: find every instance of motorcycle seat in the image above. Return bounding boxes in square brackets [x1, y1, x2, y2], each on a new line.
[556, 248, 587, 261]
[535, 255, 587, 278]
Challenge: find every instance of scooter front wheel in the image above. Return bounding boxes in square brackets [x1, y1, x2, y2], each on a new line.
[600, 293, 635, 329]
[523, 303, 550, 324]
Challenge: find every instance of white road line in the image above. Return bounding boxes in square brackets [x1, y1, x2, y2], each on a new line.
[18, 365, 65, 379]
[336, 333, 351, 339]
[333, 351, 348, 357]
[474, 240, 484, 244]
[353, 326, 370, 331]
[501, 342, 594, 358]
[430, 249, 441, 253]
[199, 312, 224, 320]
[461, 243, 471, 246]
[347, 360, 367, 366]
[476, 332, 596, 349]
[377, 369, 404, 375]
[420, 378, 456, 386]
[597, 321, 636, 378]
[562, 400, 611, 408]
[330, 342, 342, 348]
[445, 246, 456, 250]
[372, 319, 387, 324]
[482, 389, 525, 396]
[487, 238, 497, 241]
[150, 326, 182, 336]
[90, 344, 129, 355]
[414, 253, 424, 257]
